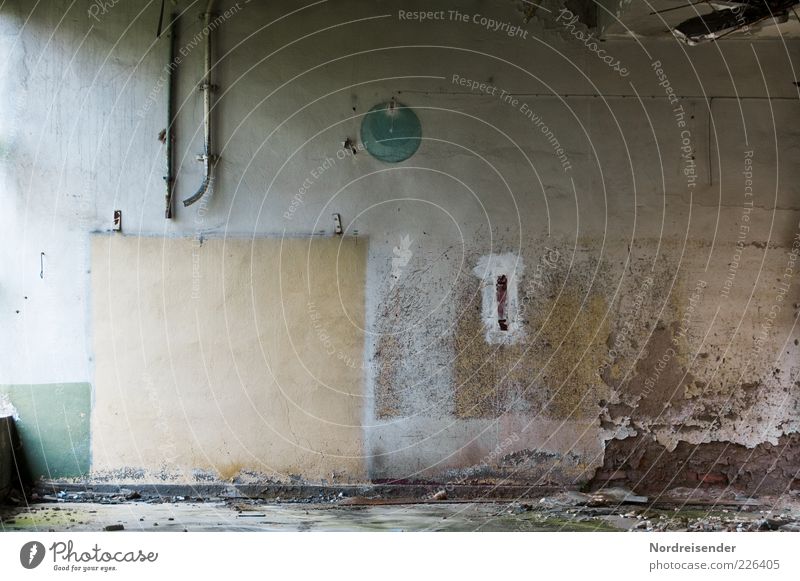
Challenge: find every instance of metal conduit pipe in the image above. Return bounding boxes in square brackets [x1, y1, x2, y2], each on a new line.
[165, 12, 179, 218]
[183, 0, 217, 207]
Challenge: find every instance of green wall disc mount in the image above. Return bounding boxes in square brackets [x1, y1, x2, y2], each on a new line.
[360, 101, 422, 163]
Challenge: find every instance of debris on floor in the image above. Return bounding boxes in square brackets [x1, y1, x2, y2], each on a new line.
[2, 486, 800, 532]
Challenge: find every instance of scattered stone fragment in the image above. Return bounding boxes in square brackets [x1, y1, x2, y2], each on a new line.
[756, 518, 785, 531]
[588, 487, 648, 506]
[779, 522, 800, 532]
[538, 491, 591, 507]
[103, 524, 124, 531]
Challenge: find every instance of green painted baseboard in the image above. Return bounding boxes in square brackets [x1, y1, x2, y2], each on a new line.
[0, 383, 91, 479]
[0, 416, 14, 499]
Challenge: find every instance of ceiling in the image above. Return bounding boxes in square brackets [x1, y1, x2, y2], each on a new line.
[600, 0, 800, 39]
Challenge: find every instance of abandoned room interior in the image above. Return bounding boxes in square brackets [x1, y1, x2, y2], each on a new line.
[1, 0, 800, 552]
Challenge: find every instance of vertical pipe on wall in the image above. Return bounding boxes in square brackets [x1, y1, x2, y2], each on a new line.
[165, 13, 179, 218]
[183, 0, 217, 207]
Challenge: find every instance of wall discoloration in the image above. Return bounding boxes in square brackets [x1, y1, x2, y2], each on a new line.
[532, 291, 611, 421]
[593, 433, 800, 495]
[2, 0, 799, 489]
[591, 240, 800, 491]
[371, 248, 457, 420]
[616, 321, 695, 418]
[453, 272, 515, 419]
[370, 235, 800, 486]
[91, 236, 367, 483]
[373, 334, 403, 419]
[451, 246, 610, 422]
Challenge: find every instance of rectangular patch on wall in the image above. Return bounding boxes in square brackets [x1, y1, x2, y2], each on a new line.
[90, 235, 367, 482]
[0, 383, 91, 479]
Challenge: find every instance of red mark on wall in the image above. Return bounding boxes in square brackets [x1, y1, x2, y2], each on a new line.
[496, 275, 508, 331]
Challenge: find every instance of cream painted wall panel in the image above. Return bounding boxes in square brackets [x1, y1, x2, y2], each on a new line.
[91, 235, 366, 482]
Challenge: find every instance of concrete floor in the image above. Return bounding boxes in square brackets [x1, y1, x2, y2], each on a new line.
[0, 502, 615, 532]
[2, 500, 799, 532]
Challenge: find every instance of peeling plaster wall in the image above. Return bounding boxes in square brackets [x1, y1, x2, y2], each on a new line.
[0, 0, 798, 490]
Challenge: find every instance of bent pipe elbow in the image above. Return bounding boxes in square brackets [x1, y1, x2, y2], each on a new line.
[183, 175, 210, 207]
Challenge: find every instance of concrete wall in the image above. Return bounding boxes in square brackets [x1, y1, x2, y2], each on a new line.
[0, 384, 90, 479]
[0, 0, 798, 492]
[91, 235, 366, 482]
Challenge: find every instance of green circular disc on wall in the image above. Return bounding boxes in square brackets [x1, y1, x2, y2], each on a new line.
[360, 101, 422, 163]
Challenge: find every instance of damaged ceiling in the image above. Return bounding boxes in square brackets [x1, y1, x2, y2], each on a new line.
[600, 0, 800, 39]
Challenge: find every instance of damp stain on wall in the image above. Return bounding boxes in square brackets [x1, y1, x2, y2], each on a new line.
[592, 433, 800, 495]
[369, 236, 800, 487]
[452, 260, 611, 422]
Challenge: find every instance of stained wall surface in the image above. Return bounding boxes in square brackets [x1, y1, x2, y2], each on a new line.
[91, 235, 366, 482]
[0, 0, 798, 492]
